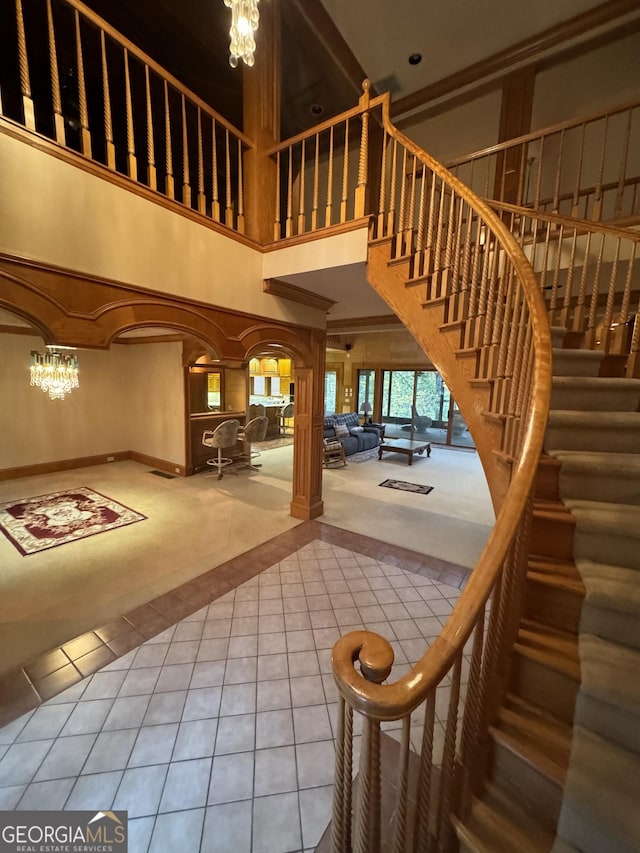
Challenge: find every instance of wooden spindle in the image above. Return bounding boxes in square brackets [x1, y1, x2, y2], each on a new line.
[311, 134, 320, 232]
[225, 128, 233, 227]
[459, 615, 486, 778]
[237, 138, 244, 233]
[14, 0, 35, 129]
[404, 155, 417, 254]
[436, 656, 463, 853]
[573, 230, 592, 330]
[144, 65, 156, 189]
[164, 81, 174, 199]
[197, 108, 205, 213]
[559, 228, 578, 328]
[211, 118, 220, 222]
[614, 109, 633, 218]
[355, 79, 371, 217]
[354, 717, 381, 853]
[74, 10, 91, 157]
[331, 697, 351, 853]
[273, 151, 281, 239]
[182, 94, 191, 207]
[285, 146, 293, 237]
[571, 124, 586, 217]
[586, 233, 606, 345]
[386, 139, 398, 237]
[298, 139, 306, 234]
[450, 198, 466, 299]
[413, 165, 427, 277]
[533, 137, 545, 209]
[413, 694, 436, 853]
[440, 190, 456, 296]
[551, 129, 565, 214]
[392, 717, 411, 853]
[592, 116, 609, 221]
[618, 242, 637, 334]
[325, 126, 334, 227]
[340, 119, 350, 223]
[46, 0, 64, 144]
[123, 49, 137, 181]
[549, 224, 565, 322]
[431, 184, 447, 299]
[377, 130, 388, 237]
[100, 31, 115, 168]
[423, 171, 437, 276]
[395, 147, 408, 257]
[599, 238, 621, 352]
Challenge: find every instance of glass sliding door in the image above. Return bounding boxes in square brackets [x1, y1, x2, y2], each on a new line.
[356, 369, 375, 421]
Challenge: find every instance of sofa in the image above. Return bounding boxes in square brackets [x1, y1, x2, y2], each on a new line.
[323, 412, 383, 456]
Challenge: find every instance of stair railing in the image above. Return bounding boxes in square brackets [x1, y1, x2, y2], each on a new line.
[445, 98, 640, 224]
[2, 0, 250, 233]
[330, 91, 552, 852]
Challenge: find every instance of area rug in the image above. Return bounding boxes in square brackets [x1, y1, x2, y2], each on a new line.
[349, 447, 380, 463]
[0, 488, 147, 556]
[379, 479, 434, 495]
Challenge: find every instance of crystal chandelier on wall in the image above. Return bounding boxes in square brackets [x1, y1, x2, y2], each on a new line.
[30, 347, 79, 400]
[224, 0, 260, 67]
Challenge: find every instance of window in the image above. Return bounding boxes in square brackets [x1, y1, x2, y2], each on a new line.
[357, 369, 374, 418]
[324, 370, 337, 415]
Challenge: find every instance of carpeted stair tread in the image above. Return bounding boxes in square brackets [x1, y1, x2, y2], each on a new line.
[551, 376, 640, 411]
[545, 410, 640, 453]
[576, 558, 640, 613]
[551, 348, 605, 377]
[553, 725, 640, 853]
[578, 634, 640, 717]
[563, 500, 640, 570]
[548, 450, 640, 504]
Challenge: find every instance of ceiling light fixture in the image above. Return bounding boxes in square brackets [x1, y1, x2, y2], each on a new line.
[30, 346, 79, 400]
[224, 0, 260, 68]
[408, 53, 422, 66]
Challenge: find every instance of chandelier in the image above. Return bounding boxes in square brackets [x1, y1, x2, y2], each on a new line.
[224, 0, 260, 68]
[30, 347, 79, 401]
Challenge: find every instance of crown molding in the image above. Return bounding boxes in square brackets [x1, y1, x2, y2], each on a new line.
[263, 278, 337, 312]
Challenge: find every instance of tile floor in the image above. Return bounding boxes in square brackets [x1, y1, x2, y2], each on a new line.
[0, 537, 465, 853]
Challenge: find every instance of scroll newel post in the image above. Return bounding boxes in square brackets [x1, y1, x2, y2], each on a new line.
[355, 79, 371, 218]
[243, 0, 280, 243]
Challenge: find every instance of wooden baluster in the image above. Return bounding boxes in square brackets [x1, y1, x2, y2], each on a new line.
[551, 129, 565, 214]
[196, 109, 205, 213]
[236, 138, 244, 233]
[625, 249, 640, 377]
[514, 324, 534, 456]
[459, 615, 486, 810]
[533, 137, 545, 210]
[614, 109, 633, 219]
[377, 130, 388, 238]
[539, 220, 553, 296]
[482, 239, 501, 358]
[395, 147, 408, 257]
[325, 126, 334, 227]
[14, 0, 35, 129]
[343, 702, 354, 851]
[331, 697, 353, 853]
[440, 190, 456, 297]
[483, 155, 491, 198]
[473, 228, 493, 347]
[354, 717, 382, 853]
[464, 218, 484, 348]
[74, 10, 91, 157]
[404, 155, 417, 256]
[571, 123, 586, 218]
[163, 81, 174, 199]
[225, 128, 233, 227]
[616, 242, 636, 355]
[515, 143, 527, 206]
[341, 119, 350, 223]
[311, 133, 320, 232]
[559, 228, 578, 328]
[508, 291, 529, 417]
[549, 224, 565, 324]
[592, 116, 609, 221]
[431, 185, 448, 300]
[413, 165, 427, 278]
[273, 150, 281, 239]
[413, 693, 436, 853]
[211, 118, 220, 222]
[182, 94, 191, 207]
[123, 49, 137, 181]
[437, 655, 463, 853]
[298, 138, 306, 234]
[450, 198, 465, 299]
[573, 230, 592, 331]
[144, 65, 156, 190]
[455, 203, 474, 324]
[392, 717, 411, 853]
[355, 79, 371, 217]
[599, 238, 621, 353]
[46, 0, 64, 144]
[286, 145, 293, 237]
[585, 233, 606, 347]
[423, 173, 438, 279]
[100, 31, 115, 169]
[387, 139, 398, 237]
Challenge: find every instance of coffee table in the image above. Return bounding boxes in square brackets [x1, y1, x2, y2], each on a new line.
[378, 438, 431, 465]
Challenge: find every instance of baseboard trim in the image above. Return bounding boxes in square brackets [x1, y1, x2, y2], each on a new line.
[0, 451, 186, 481]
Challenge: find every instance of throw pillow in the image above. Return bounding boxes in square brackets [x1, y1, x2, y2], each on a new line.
[350, 426, 364, 433]
[334, 423, 350, 438]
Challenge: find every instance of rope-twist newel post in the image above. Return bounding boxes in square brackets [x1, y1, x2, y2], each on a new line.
[355, 79, 371, 218]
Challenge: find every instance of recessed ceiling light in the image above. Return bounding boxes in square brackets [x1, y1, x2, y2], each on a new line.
[408, 53, 422, 66]
[310, 103, 324, 117]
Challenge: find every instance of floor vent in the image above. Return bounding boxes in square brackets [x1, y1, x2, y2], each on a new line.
[149, 470, 176, 479]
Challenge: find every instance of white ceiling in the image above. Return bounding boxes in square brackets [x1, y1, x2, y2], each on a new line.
[320, 0, 608, 104]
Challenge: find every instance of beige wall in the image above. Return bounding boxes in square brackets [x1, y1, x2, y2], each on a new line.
[0, 335, 186, 471]
[0, 134, 327, 330]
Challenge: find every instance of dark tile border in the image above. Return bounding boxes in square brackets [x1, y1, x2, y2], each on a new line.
[0, 521, 470, 729]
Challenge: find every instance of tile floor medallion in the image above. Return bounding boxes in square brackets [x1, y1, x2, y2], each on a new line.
[0, 538, 468, 853]
[0, 488, 147, 556]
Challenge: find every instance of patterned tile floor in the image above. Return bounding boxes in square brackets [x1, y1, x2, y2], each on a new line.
[0, 537, 465, 853]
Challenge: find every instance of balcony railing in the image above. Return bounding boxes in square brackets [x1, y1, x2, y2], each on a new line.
[1, 0, 250, 233]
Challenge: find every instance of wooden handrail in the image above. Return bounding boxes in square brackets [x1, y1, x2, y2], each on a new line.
[490, 199, 640, 242]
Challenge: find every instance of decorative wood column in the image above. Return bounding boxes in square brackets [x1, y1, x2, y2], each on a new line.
[494, 67, 535, 205]
[290, 331, 325, 520]
[242, 0, 280, 244]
